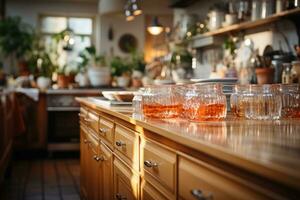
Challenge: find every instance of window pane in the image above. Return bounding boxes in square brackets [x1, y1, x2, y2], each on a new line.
[69, 18, 93, 35]
[41, 17, 67, 33]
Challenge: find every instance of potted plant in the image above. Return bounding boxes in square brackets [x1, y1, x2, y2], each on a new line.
[254, 53, 274, 84]
[56, 65, 70, 88]
[129, 50, 145, 88]
[110, 57, 131, 87]
[0, 17, 34, 75]
[78, 46, 111, 87]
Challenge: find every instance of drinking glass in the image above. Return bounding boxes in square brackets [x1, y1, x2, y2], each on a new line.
[244, 84, 282, 120]
[142, 85, 180, 118]
[280, 84, 300, 118]
[230, 85, 248, 117]
[180, 83, 227, 121]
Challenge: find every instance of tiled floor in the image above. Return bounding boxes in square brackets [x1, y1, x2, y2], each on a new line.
[0, 158, 80, 200]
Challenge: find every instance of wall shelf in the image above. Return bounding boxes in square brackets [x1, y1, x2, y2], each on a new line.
[190, 8, 300, 48]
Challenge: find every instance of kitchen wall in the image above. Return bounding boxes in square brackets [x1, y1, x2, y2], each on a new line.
[98, 0, 173, 58]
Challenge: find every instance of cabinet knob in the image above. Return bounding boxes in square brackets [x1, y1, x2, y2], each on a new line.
[99, 127, 108, 134]
[144, 160, 158, 168]
[115, 141, 126, 147]
[94, 155, 104, 162]
[191, 189, 213, 200]
[84, 139, 90, 144]
[116, 194, 127, 200]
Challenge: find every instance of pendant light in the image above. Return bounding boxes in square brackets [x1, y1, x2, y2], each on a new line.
[131, 0, 142, 16]
[124, 1, 134, 21]
[147, 16, 163, 35]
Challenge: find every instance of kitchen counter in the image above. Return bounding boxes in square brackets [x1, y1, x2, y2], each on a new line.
[77, 97, 300, 192]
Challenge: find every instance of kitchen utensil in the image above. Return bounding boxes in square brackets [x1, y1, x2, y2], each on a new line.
[251, 0, 262, 20]
[261, 0, 275, 18]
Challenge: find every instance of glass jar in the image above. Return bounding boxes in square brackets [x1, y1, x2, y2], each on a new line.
[280, 84, 300, 118]
[282, 63, 293, 84]
[142, 85, 180, 118]
[132, 88, 144, 118]
[244, 84, 282, 120]
[230, 85, 248, 117]
[180, 83, 227, 121]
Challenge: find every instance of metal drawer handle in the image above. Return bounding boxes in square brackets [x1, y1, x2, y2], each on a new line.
[99, 127, 108, 134]
[116, 194, 127, 200]
[191, 189, 213, 200]
[115, 141, 126, 147]
[93, 155, 104, 162]
[84, 118, 93, 123]
[83, 139, 90, 144]
[144, 160, 158, 168]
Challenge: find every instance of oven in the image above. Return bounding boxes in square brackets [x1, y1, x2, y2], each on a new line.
[46, 90, 99, 152]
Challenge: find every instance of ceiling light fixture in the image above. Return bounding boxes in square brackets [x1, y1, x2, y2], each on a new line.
[147, 16, 163, 35]
[131, 0, 142, 16]
[124, 1, 134, 21]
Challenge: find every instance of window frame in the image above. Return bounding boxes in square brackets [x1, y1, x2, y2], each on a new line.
[38, 13, 96, 46]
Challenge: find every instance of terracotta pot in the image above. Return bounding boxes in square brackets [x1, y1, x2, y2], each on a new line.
[18, 61, 30, 76]
[255, 67, 274, 84]
[68, 74, 76, 83]
[57, 74, 70, 88]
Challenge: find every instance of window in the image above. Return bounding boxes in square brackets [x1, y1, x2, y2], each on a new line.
[39, 15, 94, 70]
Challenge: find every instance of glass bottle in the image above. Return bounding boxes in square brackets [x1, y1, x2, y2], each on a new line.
[282, 63, 293, 84]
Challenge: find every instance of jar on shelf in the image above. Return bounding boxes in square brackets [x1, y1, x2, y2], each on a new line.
[180, 83, 227, 121]
[244, 84, 282, 120]
[282, 63, 293, 84]
[142, 85, 180, 118]
[230, 85, 248, 117]
[280, 84, 300, 118]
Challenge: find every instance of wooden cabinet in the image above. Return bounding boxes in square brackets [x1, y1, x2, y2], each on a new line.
[114, 158, 139, 200]
[99, 117, 114, 148]
[178, 156, 269, 200]
[114, 124, 139, 172]
[140, 138, 176, 199]
[0, 91, 13, 183]
[78, 103, 292, 200]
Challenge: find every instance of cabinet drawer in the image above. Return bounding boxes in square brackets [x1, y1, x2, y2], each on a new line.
[141, 179, 169, 200]
[86, 131, 99, 155]
[86, 112, 99, 134]
[141, 138, 176, 196]
[99, 117, 114, 147]
[114, 124, 139, 171]
[178, 156, 268, 200]
[114, 158, 139, 200]
[79, 107, 88, 124]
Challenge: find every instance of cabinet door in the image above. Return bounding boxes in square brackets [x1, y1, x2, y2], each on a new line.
[86, 132, 100, 200]
[80, 127, 89, 199]
[114, 158, 139, 200]
[99, 142, 113, 200]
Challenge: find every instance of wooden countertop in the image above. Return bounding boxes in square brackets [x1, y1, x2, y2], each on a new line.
[76, 97, 300, 190]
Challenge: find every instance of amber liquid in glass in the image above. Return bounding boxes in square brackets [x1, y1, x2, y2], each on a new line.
[143, 104, 181, 118]
[187, 103, 226, 121]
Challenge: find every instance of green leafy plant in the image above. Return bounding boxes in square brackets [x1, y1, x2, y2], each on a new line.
[0, 16, 34, 59]
[129, 49, 145, 73]
[110, 57, 131, 77]
[28, 51, 55, 78]
[78, 46, 106, 71]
